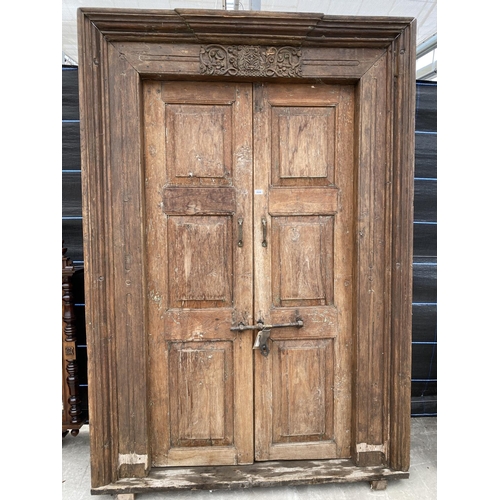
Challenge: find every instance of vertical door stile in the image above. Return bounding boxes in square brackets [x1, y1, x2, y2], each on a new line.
[232, 83, 254, 465]
[253, 83, 272, 461]
[144, 80, 170, 466]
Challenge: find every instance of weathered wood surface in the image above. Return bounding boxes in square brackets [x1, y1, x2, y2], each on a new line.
[119, 43, 388, 81]
[92, 459, 408, 495]
[63, 75, 436, 438]
[388, 22, 415, 470]
[351, 50, 390, 468]
[78, 8, 415, 490]
[162, 187, 236, 215]
[78, 9, 414, 48]
[253, 82, 354, 462]
[144, 80, 254, 467]
[78, 8, 118, 486]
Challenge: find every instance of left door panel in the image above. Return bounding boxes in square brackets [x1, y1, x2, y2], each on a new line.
[143, 81, 254, 467]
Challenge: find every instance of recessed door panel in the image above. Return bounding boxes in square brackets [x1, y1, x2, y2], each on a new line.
[272, 339, 335, 444]
[272, 105, 335, 185]
[272, 216, 334, 308]
[167, 216, 232, 309]
[168, 341, 234, 447]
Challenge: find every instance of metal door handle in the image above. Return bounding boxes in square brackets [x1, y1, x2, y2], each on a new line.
[237, 217, 243, 247]
[261, 217, 267, 247]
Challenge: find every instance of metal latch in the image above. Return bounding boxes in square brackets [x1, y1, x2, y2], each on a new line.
[230, 317, 304, 357]
[253, 328, 271, 357]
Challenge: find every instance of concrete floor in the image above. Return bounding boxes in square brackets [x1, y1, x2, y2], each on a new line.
[62, 417, 436, 500]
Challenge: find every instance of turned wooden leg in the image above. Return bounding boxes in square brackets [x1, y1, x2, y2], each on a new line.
[370, 479, 388, 490]
[116, 494, 135, 500]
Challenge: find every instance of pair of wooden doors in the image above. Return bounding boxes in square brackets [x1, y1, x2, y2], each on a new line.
[79, 10, 415, 492]
[144, 80, 354, 467]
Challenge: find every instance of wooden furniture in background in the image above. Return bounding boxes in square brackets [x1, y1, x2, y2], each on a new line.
[62, 243, 82, 437]
[78, 9, 415, 497]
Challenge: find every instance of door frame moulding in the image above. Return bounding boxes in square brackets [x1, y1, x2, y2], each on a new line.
[78, 8, 415, 493]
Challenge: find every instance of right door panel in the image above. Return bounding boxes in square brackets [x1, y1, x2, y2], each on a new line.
[253, 83, 355, 461]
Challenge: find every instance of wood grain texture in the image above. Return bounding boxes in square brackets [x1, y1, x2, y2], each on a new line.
[144, 80, 254, 467]
[253, 82, 354, 462]
[388, 21, 416, 471]
[271, 216, 334, 307]
[91, 459, 409, 495]
[78, 9, 118, 488]
[64, 64, 434, 431]
[168, 342, 234, 446]
[79, 9, 413, 48]
[162, 188, 236, 215]
[352, 52, 390, 466]
[272, 340, 334, 444]
[78, 8, 415, 490]
[269, 188, 338, 215]
[167, 216, 232, 308]
[106, 40, 150, 479]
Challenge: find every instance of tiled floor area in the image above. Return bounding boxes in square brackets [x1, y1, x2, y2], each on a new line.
[62, 417, 436, 500]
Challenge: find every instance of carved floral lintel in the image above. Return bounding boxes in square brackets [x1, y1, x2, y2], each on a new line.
[200, 45, 302, 78]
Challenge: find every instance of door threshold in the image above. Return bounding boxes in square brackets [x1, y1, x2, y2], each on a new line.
[91, 459, 409, 495]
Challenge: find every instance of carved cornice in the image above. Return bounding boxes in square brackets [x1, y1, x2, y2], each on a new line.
[200, 45, 302, 78]
[79, 9, 415, 48]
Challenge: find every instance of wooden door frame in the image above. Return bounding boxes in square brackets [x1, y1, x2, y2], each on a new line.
[78, 8, 415, 492]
